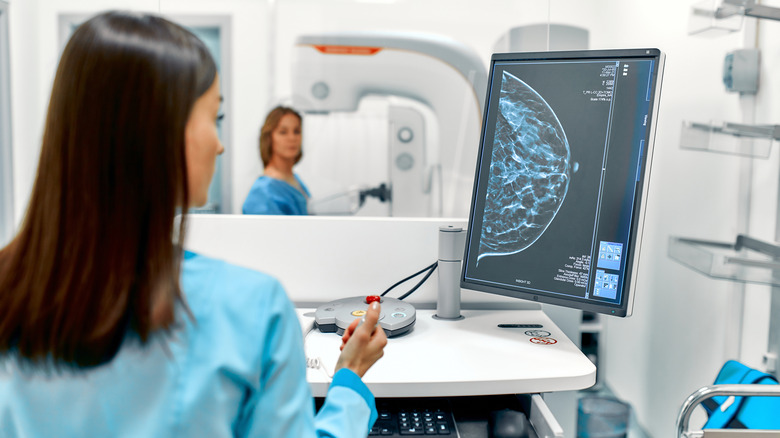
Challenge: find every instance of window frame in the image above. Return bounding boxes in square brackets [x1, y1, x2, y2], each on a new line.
[0, 0, 15, 245]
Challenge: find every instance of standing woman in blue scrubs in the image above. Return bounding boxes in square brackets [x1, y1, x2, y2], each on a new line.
[243, 106, 311, 215]
[0, 11, 386, 438]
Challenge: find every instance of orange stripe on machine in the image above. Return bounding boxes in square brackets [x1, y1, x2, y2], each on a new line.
[312, 45, 383, 55]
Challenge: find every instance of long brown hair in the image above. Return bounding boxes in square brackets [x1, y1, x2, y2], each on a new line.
[259, 105, 303, 167]
[0, 11, 217, 368]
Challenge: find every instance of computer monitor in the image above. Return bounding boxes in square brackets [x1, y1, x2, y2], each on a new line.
[461, 48, 665, 317]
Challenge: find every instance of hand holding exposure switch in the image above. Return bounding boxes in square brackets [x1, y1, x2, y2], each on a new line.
[339, 298, 383, 351]
[315, 295, 416, 337]
[335, 301, 388, 378]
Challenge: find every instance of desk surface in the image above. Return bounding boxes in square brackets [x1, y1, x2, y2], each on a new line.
[299, 308, 596, 398]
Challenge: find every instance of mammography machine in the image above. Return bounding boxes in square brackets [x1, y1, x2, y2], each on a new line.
[291, 31, 486, 217]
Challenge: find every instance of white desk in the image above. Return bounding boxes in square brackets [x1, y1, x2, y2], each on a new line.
[183, 215, 597, 401]
[299, 308, 596, 398]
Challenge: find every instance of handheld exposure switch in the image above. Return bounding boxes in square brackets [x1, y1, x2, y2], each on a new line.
[314, 296, 416, 338]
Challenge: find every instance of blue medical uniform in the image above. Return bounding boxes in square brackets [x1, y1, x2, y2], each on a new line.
[243, 175, 309, 215]
[0, 251, 377, 437]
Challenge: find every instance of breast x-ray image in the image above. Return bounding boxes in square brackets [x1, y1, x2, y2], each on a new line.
[478, 71, 571, 262]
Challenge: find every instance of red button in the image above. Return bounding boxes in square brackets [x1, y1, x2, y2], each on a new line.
[366, 295, 381, 304]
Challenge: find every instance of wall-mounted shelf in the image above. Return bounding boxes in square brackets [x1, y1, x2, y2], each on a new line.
[680, 120, 780, 158]
[689, 0, 745, 35]
[718, 0, 780, 21]
[689, 0, 780, 36]
[669, 234, 780, 286]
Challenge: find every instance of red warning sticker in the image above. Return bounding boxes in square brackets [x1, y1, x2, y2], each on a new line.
[530, 337, 557, 345]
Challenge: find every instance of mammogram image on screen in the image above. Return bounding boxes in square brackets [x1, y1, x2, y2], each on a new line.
[478, 71, 571, 262]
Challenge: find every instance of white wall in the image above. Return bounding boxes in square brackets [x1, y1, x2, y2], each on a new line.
[8, 0, 779, 436]
[753, 3, 780, 377]
[589, 2, 778, 437]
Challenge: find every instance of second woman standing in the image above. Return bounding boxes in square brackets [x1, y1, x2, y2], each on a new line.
[243, 106, 310, 215]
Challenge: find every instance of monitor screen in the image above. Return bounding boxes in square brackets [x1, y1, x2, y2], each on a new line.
[461, 49, 664, 317]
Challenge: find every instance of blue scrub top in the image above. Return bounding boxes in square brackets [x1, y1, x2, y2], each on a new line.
[0, 251, 377, 437]
[243, 175, 309, 215]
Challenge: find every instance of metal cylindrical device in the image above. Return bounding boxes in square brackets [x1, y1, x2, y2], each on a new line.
[435, 226, 466, 320]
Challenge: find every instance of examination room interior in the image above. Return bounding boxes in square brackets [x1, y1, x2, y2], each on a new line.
[2, 0, 780, 436]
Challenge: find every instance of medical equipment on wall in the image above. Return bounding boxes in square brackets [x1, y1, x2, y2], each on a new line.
[308, 183, 391, 215]
[291, 31, 487, 218]
[722, 48, 760, 94]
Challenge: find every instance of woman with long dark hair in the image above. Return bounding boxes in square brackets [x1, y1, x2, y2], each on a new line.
[0, 11, 385, 437]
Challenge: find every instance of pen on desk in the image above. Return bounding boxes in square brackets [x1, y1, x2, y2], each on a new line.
[497, 324, 543, 328]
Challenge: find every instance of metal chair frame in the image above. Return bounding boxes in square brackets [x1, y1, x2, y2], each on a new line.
[677, 384, 780, 438]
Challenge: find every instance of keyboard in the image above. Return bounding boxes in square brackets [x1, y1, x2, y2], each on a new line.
[370, 398, 459, 436]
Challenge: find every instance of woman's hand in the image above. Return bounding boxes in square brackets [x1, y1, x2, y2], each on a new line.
[335, 301, 388, 378]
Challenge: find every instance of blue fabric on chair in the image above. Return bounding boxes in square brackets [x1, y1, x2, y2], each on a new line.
[703, 360, 780, 430]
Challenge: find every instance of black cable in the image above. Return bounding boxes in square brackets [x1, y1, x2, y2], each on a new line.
[380, 261, 438, 297]
[396, 262, 438, 301]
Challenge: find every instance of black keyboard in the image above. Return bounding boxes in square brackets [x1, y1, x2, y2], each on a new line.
[370, 398, 458, 436]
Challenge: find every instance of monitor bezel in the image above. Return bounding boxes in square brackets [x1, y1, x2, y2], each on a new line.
[460, 48, 665, 318]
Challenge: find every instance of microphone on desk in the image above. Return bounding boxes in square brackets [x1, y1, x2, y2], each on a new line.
[434, 225, 466, 320]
